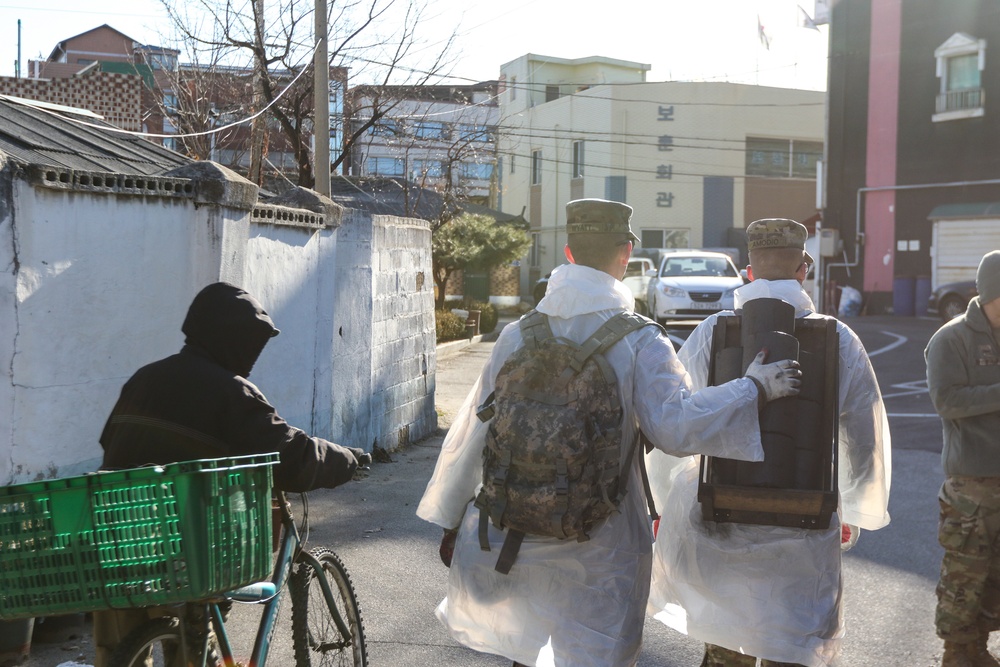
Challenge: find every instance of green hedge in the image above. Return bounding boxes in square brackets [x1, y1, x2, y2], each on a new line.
[467, 301, 498, 334]
[436, 309, 467, 342]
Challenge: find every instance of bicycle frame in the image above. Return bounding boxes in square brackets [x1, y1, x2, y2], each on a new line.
[179, 492, 357, 667]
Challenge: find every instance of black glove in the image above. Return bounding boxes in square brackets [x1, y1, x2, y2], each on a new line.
[439, 528, 458, 567]
[349, 447, 372, 467]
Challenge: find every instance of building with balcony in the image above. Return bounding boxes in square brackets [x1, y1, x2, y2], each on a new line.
[823, 0, 1000, 314]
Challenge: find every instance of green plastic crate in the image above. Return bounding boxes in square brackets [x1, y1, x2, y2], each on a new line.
[0, 453, 277, 620]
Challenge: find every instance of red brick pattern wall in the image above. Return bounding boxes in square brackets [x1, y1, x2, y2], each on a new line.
[0, 72, 143, 132]
[443, 264, 521, 299]
[490, 264, 519, 297]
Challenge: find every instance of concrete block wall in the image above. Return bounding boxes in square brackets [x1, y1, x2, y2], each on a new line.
[370, 215, 437, 451]
[0, 72, 143, 131]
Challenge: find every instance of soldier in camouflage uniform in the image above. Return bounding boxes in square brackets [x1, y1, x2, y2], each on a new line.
[926, 250, 1000, 667]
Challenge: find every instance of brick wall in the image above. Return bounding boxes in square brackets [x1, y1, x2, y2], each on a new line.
[443, 264, 521, 301]
[490, 264, 520, 297]
[0, 71, 143, 132]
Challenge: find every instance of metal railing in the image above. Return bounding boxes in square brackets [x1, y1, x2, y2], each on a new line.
[936, 88, 984, 114]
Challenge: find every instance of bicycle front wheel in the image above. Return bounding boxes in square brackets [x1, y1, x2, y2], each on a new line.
[291, 547, 367, 667]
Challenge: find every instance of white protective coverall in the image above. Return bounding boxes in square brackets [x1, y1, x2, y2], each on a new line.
[646, 279, 891, 667]
[417, 263, 771, 667]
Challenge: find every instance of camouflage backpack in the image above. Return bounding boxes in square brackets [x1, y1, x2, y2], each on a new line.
[474, 310, 661, 574]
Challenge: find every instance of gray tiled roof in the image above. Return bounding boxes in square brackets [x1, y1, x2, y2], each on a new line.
[0, 95, 190, 176]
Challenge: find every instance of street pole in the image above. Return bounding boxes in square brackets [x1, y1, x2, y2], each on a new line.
[249, 0, 265, 186]
[313, 0, 330, 196]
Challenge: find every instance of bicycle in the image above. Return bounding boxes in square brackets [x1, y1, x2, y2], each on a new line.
[108, 490, 367, 667]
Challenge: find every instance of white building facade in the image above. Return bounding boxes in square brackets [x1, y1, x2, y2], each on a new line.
[496, 54, 825, 295]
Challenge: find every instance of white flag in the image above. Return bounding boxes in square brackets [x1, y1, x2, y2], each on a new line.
[798, 4, 821, 30]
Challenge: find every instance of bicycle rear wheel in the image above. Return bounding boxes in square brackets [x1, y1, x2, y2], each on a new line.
[108, 615, 220, 667]
[290, 547, 367, 667]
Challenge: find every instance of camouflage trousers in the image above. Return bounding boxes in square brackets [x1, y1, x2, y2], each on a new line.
[936, 476, 1000, 642]
[701, 643, 804, 666]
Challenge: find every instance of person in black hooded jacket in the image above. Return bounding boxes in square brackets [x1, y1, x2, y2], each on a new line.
[100, 281, 369, 489]
[94, 281, 370, 665]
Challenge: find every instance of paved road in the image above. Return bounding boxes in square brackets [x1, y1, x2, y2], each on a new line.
[22, 313, 971, 666]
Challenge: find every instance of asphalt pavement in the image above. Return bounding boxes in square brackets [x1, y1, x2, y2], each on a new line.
[18, 311, 974, 667]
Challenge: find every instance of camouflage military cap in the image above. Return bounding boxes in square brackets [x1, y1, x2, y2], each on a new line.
[745, 218, 814, 264]
[566, 199, 640, 244]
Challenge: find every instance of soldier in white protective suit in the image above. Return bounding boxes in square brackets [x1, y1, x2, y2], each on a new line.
[646, 218, 891, 667]
[417, 200, 802, 667]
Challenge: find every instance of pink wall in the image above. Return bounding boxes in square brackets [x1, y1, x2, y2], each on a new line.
[863, 0, 902, 294]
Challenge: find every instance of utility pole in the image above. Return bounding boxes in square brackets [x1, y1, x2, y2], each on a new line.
[313, 0, 330, 195]
[248, 0, 265, 186]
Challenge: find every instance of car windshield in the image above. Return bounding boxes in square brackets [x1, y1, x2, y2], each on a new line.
[661, 257, 737, 278]
[624, 261, 649, 278]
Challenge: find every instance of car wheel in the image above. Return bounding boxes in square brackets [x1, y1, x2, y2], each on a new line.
[635, 300, 648, 317]
[939, 296, 966, 322]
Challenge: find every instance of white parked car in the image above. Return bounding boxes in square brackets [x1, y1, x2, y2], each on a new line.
[646, 251, 744, 324]
[533, 258, 655, 315]
[623, 257, 654, 316]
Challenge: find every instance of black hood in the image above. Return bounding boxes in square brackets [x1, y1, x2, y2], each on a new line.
[181, 282, 280, 377]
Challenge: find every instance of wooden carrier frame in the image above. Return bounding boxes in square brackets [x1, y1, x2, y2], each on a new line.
[698, 313, 840, 529]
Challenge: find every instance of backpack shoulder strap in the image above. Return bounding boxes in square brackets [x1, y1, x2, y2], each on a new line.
[476, 310, 554, 423]
[570, 312, 664, 372]
[519, 309, 554, 349]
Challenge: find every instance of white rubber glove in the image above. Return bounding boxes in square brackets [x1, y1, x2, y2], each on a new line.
[841, 523, 860, 551]
[744, 350, 802, 403]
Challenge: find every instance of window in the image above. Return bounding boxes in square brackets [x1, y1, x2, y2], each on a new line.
[641, 229, 690, 249]
[459, 162, 494, 180]
[531, 150, 542, 185]
[510, 154, 515, 174]
[545, 85, 560, 103]
[367, 157, 404, 176]
[147, 52, 178, 72]
[511, 76, 517, 101]
[162, 92, 179, 115]
[572, 141, 585, 178]
[791, 141, 823, 178]
[411, 160, 442, 178]
[529, 232, 541, 268]
[624, 259, 652, 279]
[457, 124, 494, 143]
[369, 120, 398, 137]
[934, 32, 986, 121]
[413, 121, 446, 139]
[661, 256, 737, 278]
[605, 176, 626, 202]
[746, 137, 822, 178]
[162, 117, 177, 151]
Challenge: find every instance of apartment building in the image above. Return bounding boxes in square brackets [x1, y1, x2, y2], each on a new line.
[347, 83, 499, 205]
[496, 54, 824, 296]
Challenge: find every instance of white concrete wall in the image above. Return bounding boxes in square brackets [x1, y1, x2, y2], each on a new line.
[0, 163, 436, 484]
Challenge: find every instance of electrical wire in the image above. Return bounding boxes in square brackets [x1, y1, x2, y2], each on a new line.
[6, 41, 320, 140]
